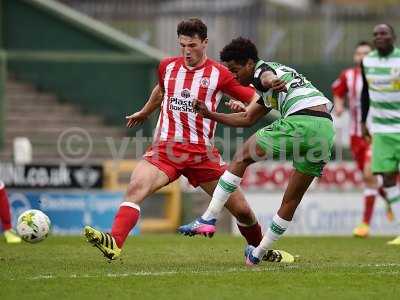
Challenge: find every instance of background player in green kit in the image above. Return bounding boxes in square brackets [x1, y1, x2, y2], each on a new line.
[361, 24, 400, 245]
[178, 37, 335, 265]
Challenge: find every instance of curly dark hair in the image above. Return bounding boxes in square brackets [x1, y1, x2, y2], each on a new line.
[220, 37, 259, 65]
[177, 18, 207, 41]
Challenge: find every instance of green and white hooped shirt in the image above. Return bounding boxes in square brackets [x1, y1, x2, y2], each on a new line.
[363, 47, 400, 133]
[252, 60, 330, 118]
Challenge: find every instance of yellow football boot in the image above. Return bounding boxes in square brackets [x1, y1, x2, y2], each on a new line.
[4, 229, 21, 244]
[84, 226, 121, 260]
[263, 249, 295, 263]
[387, 236, 400, 245]
[352, 223, 370, 238]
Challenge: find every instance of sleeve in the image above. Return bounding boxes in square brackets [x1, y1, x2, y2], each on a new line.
[157, 57, 176, 90]
[157, 61, 166, 89]
[252, 65, 276, 93]
[256, 96, 272, 114]
[360, 62, 370, 123]
[331, 70, 348, 98]
[218, 68, 256, 103]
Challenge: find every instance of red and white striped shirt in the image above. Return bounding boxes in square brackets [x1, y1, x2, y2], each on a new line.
[154, 57, 255, 147]
[331, 66, 363, 137]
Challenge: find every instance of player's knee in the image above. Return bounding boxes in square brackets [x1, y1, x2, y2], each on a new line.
[363, 174, 376, 187]
[232, 143, 263, 166]
[232, 150, 253, 166]
[383, 173, 397, 187]
[126, 179, 151, 202]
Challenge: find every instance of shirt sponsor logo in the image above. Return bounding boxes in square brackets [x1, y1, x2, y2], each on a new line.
[368, 78, 392, 85]
[169, 90, 196, 113]
[181, 88, 191, 98]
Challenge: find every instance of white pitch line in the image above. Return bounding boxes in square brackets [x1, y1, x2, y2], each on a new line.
[24, 267, 287, 281]
[9, 263, 400, 281]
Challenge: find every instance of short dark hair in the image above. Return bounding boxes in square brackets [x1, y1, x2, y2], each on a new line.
[356, 40, 372, 49]
[375, 23, 396, 37]
[220, 37, 259, 65]
[177, 18, 207, 41]
[383, 23, 396, 36]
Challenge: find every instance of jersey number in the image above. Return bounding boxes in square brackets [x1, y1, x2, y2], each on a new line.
[281, 68, 306, 89]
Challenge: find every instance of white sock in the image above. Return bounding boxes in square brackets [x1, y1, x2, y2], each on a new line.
[364, 188, 377, 197]
[120, 201, 141, 211]
[202, 171, 242, 221]
[253, 214, 290, 259]
[384, 185, 400, 204]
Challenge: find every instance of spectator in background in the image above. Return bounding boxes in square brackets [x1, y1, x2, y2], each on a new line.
[332, 41, 392, 238]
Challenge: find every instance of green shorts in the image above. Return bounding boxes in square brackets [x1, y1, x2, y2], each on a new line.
[255, 115, 335, 177]
[371, 133, 400, 173]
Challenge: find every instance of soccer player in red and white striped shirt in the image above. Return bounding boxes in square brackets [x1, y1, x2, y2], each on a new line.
[0, 181, 21, 243]
[84, 18, 265, 260]
[332, 41, 391, 238]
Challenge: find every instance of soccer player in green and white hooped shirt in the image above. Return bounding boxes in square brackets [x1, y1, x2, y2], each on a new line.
[361, 24, 400, 245]
[178, 37, 335, 265]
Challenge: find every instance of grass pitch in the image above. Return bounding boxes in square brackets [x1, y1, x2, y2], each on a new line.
[1, 235, 400, 300]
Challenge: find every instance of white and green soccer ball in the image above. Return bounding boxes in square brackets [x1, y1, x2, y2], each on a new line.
[16, 210, 51, 243]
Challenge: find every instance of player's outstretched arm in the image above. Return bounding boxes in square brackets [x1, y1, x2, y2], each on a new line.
[126, 84, 163, 128]
[193, 97, 268, 127]
[225, 99, 247, 112]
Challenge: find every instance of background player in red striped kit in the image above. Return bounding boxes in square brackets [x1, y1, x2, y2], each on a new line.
[0, 181, 21, 243]
[83, 18, 277, 260]
[332, 41, 392, 238]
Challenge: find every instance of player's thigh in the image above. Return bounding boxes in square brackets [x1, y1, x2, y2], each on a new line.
[126, 159, 170, 201]
[382, 172, 399, 187]
[350, 136, 369, 171]
[182, 149, 225, 187]
[230, 119, 297, 172]
[234, 133, 268, 162]
[251, 118, 299, 162]
[371, 134, 399, 174]
[294, 117, 334, 177]
[199, 180, 255, 223]
[293, 158, 327, 178]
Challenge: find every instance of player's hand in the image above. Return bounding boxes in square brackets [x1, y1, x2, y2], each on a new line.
[193, 99, 210, 117]
[270, 78, 287, 93]
[126, 111, 148, 128]
[334, 104, 345, 117]
[333, 97, 345, 117]
[225, 99, 246, 112]
[361, 123, 371, 143]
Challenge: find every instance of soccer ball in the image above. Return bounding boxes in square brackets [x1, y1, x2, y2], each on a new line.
[17, 210, 51, 243]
